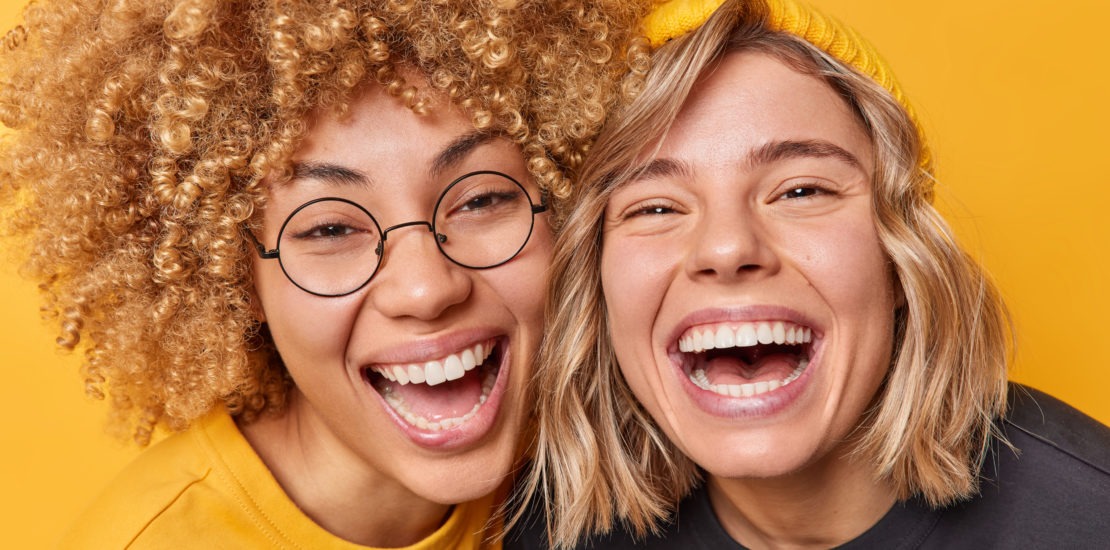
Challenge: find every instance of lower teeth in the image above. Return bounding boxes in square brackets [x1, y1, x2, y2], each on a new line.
[381, 367, 498, 431]
[689, 358, 808, 397]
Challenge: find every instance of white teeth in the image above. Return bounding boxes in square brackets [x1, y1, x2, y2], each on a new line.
[687, 358, 809, 397]
[772, 323, 786, 344]
[677, 322, 812, 353]
[380, 361, 500, 432]
[737, 324, 758, 347]
[444, 354, 465, 381]
[756, 323, 773, 344]
[424, 361, 446, 386]
[371, 339, 495, 387]
[408, 364, 426, 384]
[714, 326, 735, 348]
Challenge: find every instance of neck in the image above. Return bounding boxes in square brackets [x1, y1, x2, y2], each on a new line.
[707, 446, 896, 550]
[240, 391, 452, 547]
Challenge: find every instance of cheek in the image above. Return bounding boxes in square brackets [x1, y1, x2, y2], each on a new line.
[491, 225, 553, 335]
[600, 234, 681, 380]
[786, 216, 894, 316]
[832, 232, 894, 318]
[253, 259, 356, 370]
[601, 238, 649, 347]
[792, 218, 897, 396]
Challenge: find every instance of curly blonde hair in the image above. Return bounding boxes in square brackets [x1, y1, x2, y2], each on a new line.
[528, 1, 1011, 546]
[0, 0, 650, 445]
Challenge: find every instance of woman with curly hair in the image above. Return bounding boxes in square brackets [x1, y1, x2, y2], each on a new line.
[0, 0, 646, 547]
[525, 0, 1110, 548]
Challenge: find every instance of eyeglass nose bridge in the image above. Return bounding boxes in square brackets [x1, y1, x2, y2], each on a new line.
[375, 220, 448, 257]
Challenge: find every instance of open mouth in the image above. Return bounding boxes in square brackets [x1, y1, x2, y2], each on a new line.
[364, 338, 503, 432]
[676, 321, 812, 397]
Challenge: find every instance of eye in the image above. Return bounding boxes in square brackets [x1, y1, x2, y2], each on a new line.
[780, 186, 822, 200]
[783, 187, 817, 199]
[292, 222, 359, 240]
[441, 172, 528, 220]
[624, 201, 679, 219]
[776, 182, 832, 202]
[458, 190, 520, 212]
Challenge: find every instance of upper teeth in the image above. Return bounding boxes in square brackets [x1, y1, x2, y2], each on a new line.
[371, 340, 494, 387]
[678, 321, 812, 353]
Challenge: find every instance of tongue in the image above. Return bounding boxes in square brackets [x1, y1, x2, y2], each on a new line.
[387, 371, 485, 422]
[700, 353, 799, 386]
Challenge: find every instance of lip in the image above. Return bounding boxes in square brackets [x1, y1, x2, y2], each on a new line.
[359, 330, 514, 451]
[365, 328, 504, 365]
[665, 306, 822, 418]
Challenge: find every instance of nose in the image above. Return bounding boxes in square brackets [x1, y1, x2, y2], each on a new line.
[687, 203, 780, 281]
[368, 223, 472, 320]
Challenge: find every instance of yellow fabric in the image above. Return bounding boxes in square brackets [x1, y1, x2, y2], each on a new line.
[59, 410, 501, 549]
[643, 0, 931, 168]
[642, 0, 727, 48]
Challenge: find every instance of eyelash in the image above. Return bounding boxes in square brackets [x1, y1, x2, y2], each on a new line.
[778, 182, 831, 201]
[624, 201, 678, 219]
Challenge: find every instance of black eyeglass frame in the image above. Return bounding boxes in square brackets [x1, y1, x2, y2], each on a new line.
[245, 170, 547, 297]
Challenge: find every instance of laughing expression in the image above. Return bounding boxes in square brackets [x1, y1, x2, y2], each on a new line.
[601, 51, 898, 480]
[252, 82, 551, 505]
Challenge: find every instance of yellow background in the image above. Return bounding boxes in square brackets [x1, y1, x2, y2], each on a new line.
[1, 0, 1107, 546]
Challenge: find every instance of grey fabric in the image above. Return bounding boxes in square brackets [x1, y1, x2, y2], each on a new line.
[506, 383, 1110, 549]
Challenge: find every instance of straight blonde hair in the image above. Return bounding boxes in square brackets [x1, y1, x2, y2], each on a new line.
[523, 0, 1011, 546]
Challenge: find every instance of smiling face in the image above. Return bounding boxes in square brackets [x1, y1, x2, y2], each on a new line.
[600, 51, 897, 480]
[251, 82, 551, 506]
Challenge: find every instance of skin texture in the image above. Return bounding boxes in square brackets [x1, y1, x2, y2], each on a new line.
[242, 81, 552, 547]
[600, 52, 899, 547]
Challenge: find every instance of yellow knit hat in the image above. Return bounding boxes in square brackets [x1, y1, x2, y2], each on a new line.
[642, 0, 931, 169]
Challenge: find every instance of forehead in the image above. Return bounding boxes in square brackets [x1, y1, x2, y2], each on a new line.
[293, 82, 474, 167]
[656, 51, 872, 165]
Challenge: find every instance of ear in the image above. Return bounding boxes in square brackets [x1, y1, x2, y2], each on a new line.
[891, 266, 906, 309]
[248, 282, 267, 324]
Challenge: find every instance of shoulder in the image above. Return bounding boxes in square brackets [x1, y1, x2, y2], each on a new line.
[1003, 383, 1110, 474]
[992, 383, 1110, 508]
[57, 410, 249, 549]
[923, 383, 1110, 548]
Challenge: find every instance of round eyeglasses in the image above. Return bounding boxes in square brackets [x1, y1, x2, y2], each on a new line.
[247, 170, 547, 297]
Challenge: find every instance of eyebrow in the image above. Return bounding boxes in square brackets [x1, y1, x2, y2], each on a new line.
[621, 157, 694, 189]
[291, 161, 370, 188]
[747, 139, 863, 170]
[430, 130, 499, 179]
[287, 130, 500, 189]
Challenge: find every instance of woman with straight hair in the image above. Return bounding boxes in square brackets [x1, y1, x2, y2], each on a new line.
[523, 0, 1110, 548]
